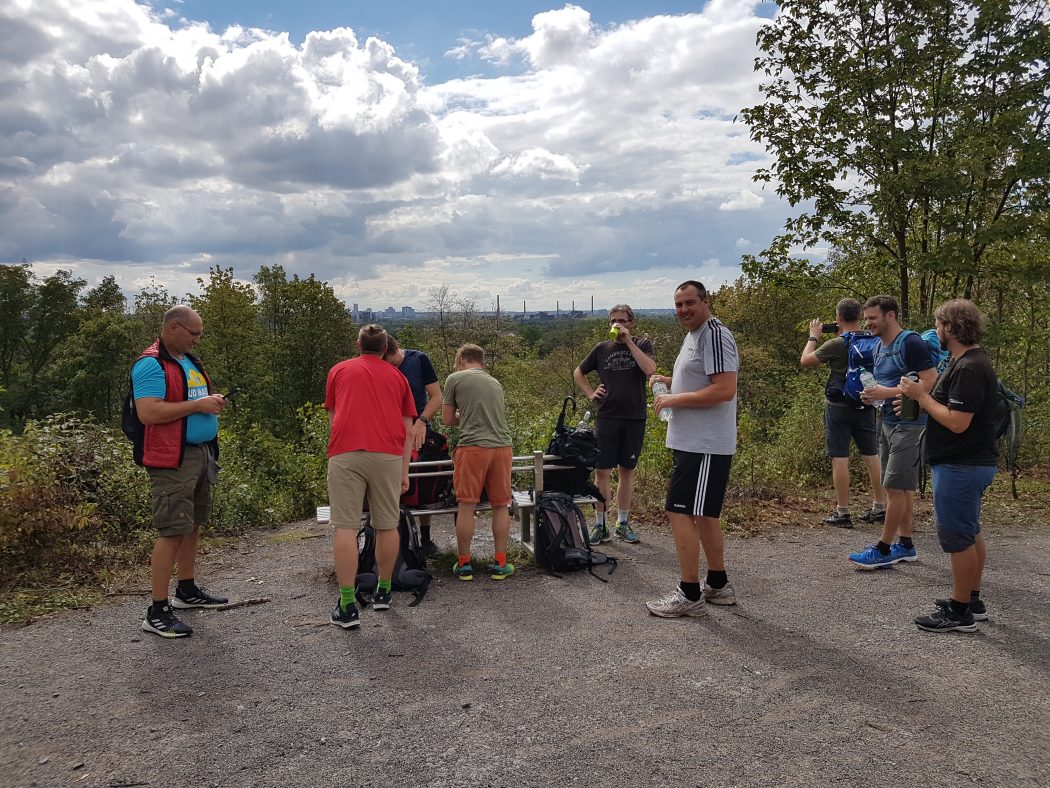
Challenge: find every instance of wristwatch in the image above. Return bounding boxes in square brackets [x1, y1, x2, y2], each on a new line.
[419, 416, 429, 424]
[807, 337, 819, 343]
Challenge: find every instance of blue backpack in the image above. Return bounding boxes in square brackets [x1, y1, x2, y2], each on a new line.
[920, 328, 951, 373]
[839, 331, 880, 405]
[875, 329, 945, 378]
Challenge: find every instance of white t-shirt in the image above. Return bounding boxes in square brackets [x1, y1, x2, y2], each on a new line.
[666, 317, 739, 455]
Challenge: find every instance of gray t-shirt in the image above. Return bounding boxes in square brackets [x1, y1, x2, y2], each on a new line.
[665, 317, 739, 455]
[442, 368, 512, 448]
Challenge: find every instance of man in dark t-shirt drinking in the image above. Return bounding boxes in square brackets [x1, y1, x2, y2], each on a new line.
[899, 299, 999, 633]
[574, 304, 656, 544]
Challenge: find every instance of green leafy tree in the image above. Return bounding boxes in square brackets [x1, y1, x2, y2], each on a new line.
[741, 0, 1050, 321]
[0, 263, 33, 389]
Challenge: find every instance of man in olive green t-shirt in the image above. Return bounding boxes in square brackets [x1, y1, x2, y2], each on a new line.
[442, 344, 515, 581]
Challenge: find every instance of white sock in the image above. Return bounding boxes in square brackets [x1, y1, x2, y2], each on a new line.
[596, 511, 606, 526]
[872, 501, 886, 512]
[618, 510, 629, 525]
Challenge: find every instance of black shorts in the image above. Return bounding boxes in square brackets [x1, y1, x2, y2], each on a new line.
[595, 417, 646, 470]
[665, 451, 733, 518]
[825, 402, 877, 458]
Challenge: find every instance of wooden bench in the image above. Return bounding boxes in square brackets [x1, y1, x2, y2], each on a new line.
[315, 450, 598, 550]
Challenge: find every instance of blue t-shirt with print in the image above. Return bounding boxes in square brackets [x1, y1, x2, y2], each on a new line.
[131, 356, 218, 445]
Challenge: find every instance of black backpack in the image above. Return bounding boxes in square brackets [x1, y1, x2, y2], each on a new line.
[534, 491, 617, 582]
[994, 380, 1025, 499]
[544, 397, 604, 500]
[401, 424, 456, 509]
[121, 386, 146, 466]
[355, 508, 432, 606]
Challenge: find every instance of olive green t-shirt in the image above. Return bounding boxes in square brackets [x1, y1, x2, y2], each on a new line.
[442, 368, 512, 448]
[814, 336, 847, 404]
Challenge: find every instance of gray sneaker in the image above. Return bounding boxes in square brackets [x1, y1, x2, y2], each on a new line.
[589, 524, 611, 544]
[702, 582, 737, 606]
[616, 522, 641, 544]
[645, 587, 706, 618]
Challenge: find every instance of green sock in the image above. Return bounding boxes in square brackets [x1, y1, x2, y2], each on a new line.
[340, 586, 356, 611]
[377, 578, 392, 592]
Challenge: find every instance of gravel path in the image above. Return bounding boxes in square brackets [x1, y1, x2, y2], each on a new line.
[2, 513, 1048, 788]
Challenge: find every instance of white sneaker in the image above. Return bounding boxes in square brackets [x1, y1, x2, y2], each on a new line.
[645, 587, 706, 618]
[702, 582, 737, 606]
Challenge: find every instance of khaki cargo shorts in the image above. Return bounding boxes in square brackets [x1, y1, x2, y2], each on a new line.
[147, 444, 212, 537]
[327, 451, 403, 530]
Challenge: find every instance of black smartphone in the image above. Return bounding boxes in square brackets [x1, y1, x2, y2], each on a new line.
[821, 322, 839, 333]
[224, 387, 241, 400]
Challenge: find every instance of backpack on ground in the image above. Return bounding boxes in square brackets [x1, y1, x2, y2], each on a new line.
[402, 424, 456, 509]
[355, 508, 432, 606]
[835, 331, 880, 406]
[534, 490, 617, 582]
[544, 396, 604, 500]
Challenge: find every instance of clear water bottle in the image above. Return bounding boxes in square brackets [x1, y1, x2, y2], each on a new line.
[859, 370, 877, 390]
[576, 410, 592, 430]
[651, 381, 673, 422]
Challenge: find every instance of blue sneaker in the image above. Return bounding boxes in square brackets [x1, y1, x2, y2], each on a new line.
[848, 544, 896, 570]
[891, 542, 917, 563]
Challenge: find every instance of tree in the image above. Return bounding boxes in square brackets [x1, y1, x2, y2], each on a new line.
[82, 275, 126, 314]
[22, 270, 85, 384]
[190, 266, 269, 417]
[741, 0, 1050, 321]
[0, 263, 33, 389]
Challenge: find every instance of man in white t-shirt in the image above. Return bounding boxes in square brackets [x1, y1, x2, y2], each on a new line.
[647, 281, 740, 618]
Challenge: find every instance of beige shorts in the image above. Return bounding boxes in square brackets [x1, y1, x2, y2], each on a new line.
[147, 444, 212, 538]
[327, 451, 403, 530]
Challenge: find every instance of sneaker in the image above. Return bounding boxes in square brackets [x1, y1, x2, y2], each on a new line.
[890, 542, 918, 563]
[857, 508, 886, 524]
[421, 540, 440, 558]
[452, 562, 473, 581]
[936, 597, 988, 621]
[848, 544, 896, 570]
[616, 523, 641, 544]
[141, 604, 193, 638]
[488, 562, 516, 580]
[702, 582, 737, 606]
[329, 600, 360, 629]
[589, 525, 611, 544]
[822, 511, 854, 528]
[373, 588, 392, 610]
[915, 607, 977, 633]
[171, 586, 229, 609]
[645, 587, 706, 618]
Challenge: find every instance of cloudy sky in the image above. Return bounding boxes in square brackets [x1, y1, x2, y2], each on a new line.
[1, 0, 792, 311]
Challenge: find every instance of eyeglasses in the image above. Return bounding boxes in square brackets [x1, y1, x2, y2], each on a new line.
[176, 321, 203, 338]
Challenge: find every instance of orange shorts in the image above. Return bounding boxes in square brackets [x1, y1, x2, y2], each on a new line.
[453, 445, 512, 506]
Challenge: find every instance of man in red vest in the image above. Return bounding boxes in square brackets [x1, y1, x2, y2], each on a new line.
[131, 305, 230, 638]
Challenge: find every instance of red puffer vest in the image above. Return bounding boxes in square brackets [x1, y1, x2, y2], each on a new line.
[136, 340, 215, 469]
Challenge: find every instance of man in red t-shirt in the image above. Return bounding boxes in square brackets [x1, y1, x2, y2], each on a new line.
[325, 324, 416, 628]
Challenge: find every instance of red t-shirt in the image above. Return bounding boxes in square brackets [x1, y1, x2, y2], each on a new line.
[325, 354, 417, 458]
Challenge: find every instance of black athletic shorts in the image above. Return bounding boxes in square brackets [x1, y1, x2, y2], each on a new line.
[595, 417, 646, 470]
[665, 450, 733, 518]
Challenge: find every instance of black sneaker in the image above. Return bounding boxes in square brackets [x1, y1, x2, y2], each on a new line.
[857, 508, 886, 524]
[915, 607, 977, 633]
[822, 511, 854, 528]
[141, 604, 193, 638]
[373, 588, 392, 610]
[329, 601, 360, 629]
[936, 597, 988, 621]
[171, 586, 229, 609]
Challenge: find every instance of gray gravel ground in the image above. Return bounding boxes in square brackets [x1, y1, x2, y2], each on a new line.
[2, 514, 1048, 788]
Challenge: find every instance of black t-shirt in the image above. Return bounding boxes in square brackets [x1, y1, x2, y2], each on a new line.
[578, 337, 655, 420]
[924, 348, 999, 466]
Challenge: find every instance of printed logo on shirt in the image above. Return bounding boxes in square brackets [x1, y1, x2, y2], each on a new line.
[187, 369, 208, 399]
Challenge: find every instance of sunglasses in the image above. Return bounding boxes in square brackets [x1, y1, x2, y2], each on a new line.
[176, 321, 203, 338]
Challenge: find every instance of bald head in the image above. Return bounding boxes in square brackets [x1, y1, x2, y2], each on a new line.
[161, 305, 203, 357]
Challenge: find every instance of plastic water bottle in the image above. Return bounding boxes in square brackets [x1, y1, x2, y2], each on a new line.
[576, 410, 592, 429]
[859, 370, 877, 390]
[651, 381, 673, 422]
